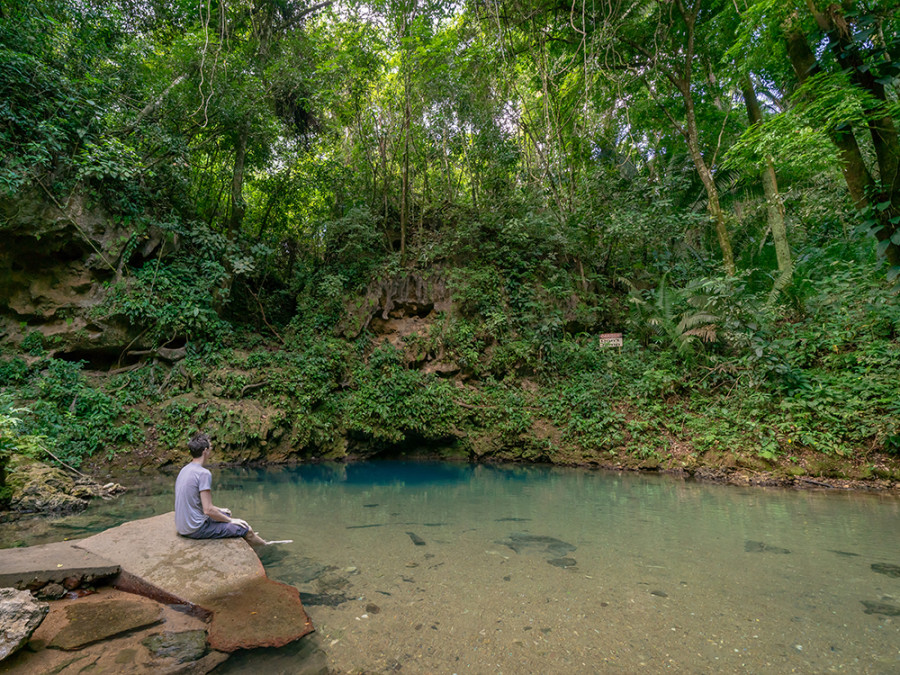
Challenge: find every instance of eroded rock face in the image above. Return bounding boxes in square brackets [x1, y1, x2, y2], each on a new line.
[338, 272, 451, 340]
[0, 192, 159, 363]
[0, 587, 49, 661]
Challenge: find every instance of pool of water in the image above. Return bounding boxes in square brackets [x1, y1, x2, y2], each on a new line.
[3, 461, 899, 673]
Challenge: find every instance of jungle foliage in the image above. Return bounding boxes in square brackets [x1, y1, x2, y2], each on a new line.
[0, 0, 899, 476]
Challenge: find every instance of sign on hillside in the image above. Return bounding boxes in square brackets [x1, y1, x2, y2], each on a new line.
[598, 332, 623, 348]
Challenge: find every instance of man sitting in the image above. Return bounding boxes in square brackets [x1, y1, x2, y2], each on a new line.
[174, 433, 268, 547]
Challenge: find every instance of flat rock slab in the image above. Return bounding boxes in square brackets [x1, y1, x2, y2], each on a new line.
[74, 512, 313, 651]
[0, 540, 120, 590]
[203, 576, 315, 652]
[2, 587, 227, 674]
[48, 597, 162, 650]
[74, 514, 263, 603]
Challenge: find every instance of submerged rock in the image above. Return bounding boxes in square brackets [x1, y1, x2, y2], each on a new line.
[498, 533, 576, 558]
[547, 558, 577, 569]
[0, 588, 49, 661]
[299, 592, 350, 608]
[268, 559, 334, 588]
[744, 540, 791, 554]
[871, 563, 900, 578]
[141, 630, 208, 664]
[406, 532, 426, 546]
[48, 598, 162, 650]
[861, 600, 900, 617]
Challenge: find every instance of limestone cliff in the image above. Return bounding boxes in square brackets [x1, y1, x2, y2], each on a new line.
[0, 193, 164, 365]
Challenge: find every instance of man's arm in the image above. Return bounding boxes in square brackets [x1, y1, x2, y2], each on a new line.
[199, 490, 233, 523]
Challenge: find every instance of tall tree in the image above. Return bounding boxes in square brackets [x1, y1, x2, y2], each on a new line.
[778, 1, 900, 268]
[615, 0, 738, 274]
[740, 75, 793, 297]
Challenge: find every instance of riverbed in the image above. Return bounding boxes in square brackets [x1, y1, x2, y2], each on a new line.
[2, 461, 898, 673]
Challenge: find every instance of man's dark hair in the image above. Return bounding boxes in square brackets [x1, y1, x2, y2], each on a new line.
[188, 433, 211, 458]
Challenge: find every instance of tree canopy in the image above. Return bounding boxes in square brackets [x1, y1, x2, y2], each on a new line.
[1, 0, 899, 472]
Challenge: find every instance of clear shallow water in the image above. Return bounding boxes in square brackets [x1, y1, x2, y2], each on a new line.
[2, 461, 899, 673]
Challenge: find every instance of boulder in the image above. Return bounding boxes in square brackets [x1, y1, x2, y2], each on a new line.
[0, 587, 49, 661]
[6, 456, 91, 514]
[75, 513, 314, 652]
[5, 455, 125, 515]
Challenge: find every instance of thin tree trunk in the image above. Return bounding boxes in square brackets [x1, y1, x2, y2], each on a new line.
[741, 76, 792, 298]
[682, 87, 735, 275]
[228, 126, 248, 236]
[400, 76, 410, 264]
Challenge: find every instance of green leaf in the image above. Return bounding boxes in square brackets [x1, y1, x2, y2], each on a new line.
[887, 267, 900, 283]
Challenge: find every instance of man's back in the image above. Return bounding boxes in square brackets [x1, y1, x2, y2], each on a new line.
[174, 462, 212, 535]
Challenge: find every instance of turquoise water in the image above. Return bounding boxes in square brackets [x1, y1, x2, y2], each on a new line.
[3, 461, 899, 673]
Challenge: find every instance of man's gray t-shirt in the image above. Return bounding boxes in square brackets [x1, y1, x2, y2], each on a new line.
[174, 462, 212, 535]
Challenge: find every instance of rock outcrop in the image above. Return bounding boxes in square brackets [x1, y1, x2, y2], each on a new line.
[0, 192, 165, 364]
[5, 455, 125, 515]
[0, 587, 49, 661]
[74, 513, 314, 652]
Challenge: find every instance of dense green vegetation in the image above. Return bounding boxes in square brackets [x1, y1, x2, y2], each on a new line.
[1, 0, 899, 488]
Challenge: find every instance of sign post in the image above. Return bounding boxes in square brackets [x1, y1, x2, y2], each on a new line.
[598, 332, 623, 348]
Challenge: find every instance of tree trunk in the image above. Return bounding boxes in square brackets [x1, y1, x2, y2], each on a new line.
[667, 0, 735, 274]
[741, 76, 792, 297]
[682, 85, 735, 275]
[228, 127, 248, 236]
[400, 77, 410, 264]
[785, 13, 899, 266]
[811, 3, 900, 267]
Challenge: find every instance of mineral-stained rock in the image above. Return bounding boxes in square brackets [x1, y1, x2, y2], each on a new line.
[142, 630, 208, 664]
[48, 598, 162, 650]
[75, 513, 313, 652]
[0, 587, 49, 661]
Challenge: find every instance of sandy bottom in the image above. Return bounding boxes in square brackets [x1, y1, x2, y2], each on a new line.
[227, 474, 900, 674]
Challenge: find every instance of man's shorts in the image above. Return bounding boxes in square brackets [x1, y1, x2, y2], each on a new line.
[184, 519, 249, 539]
